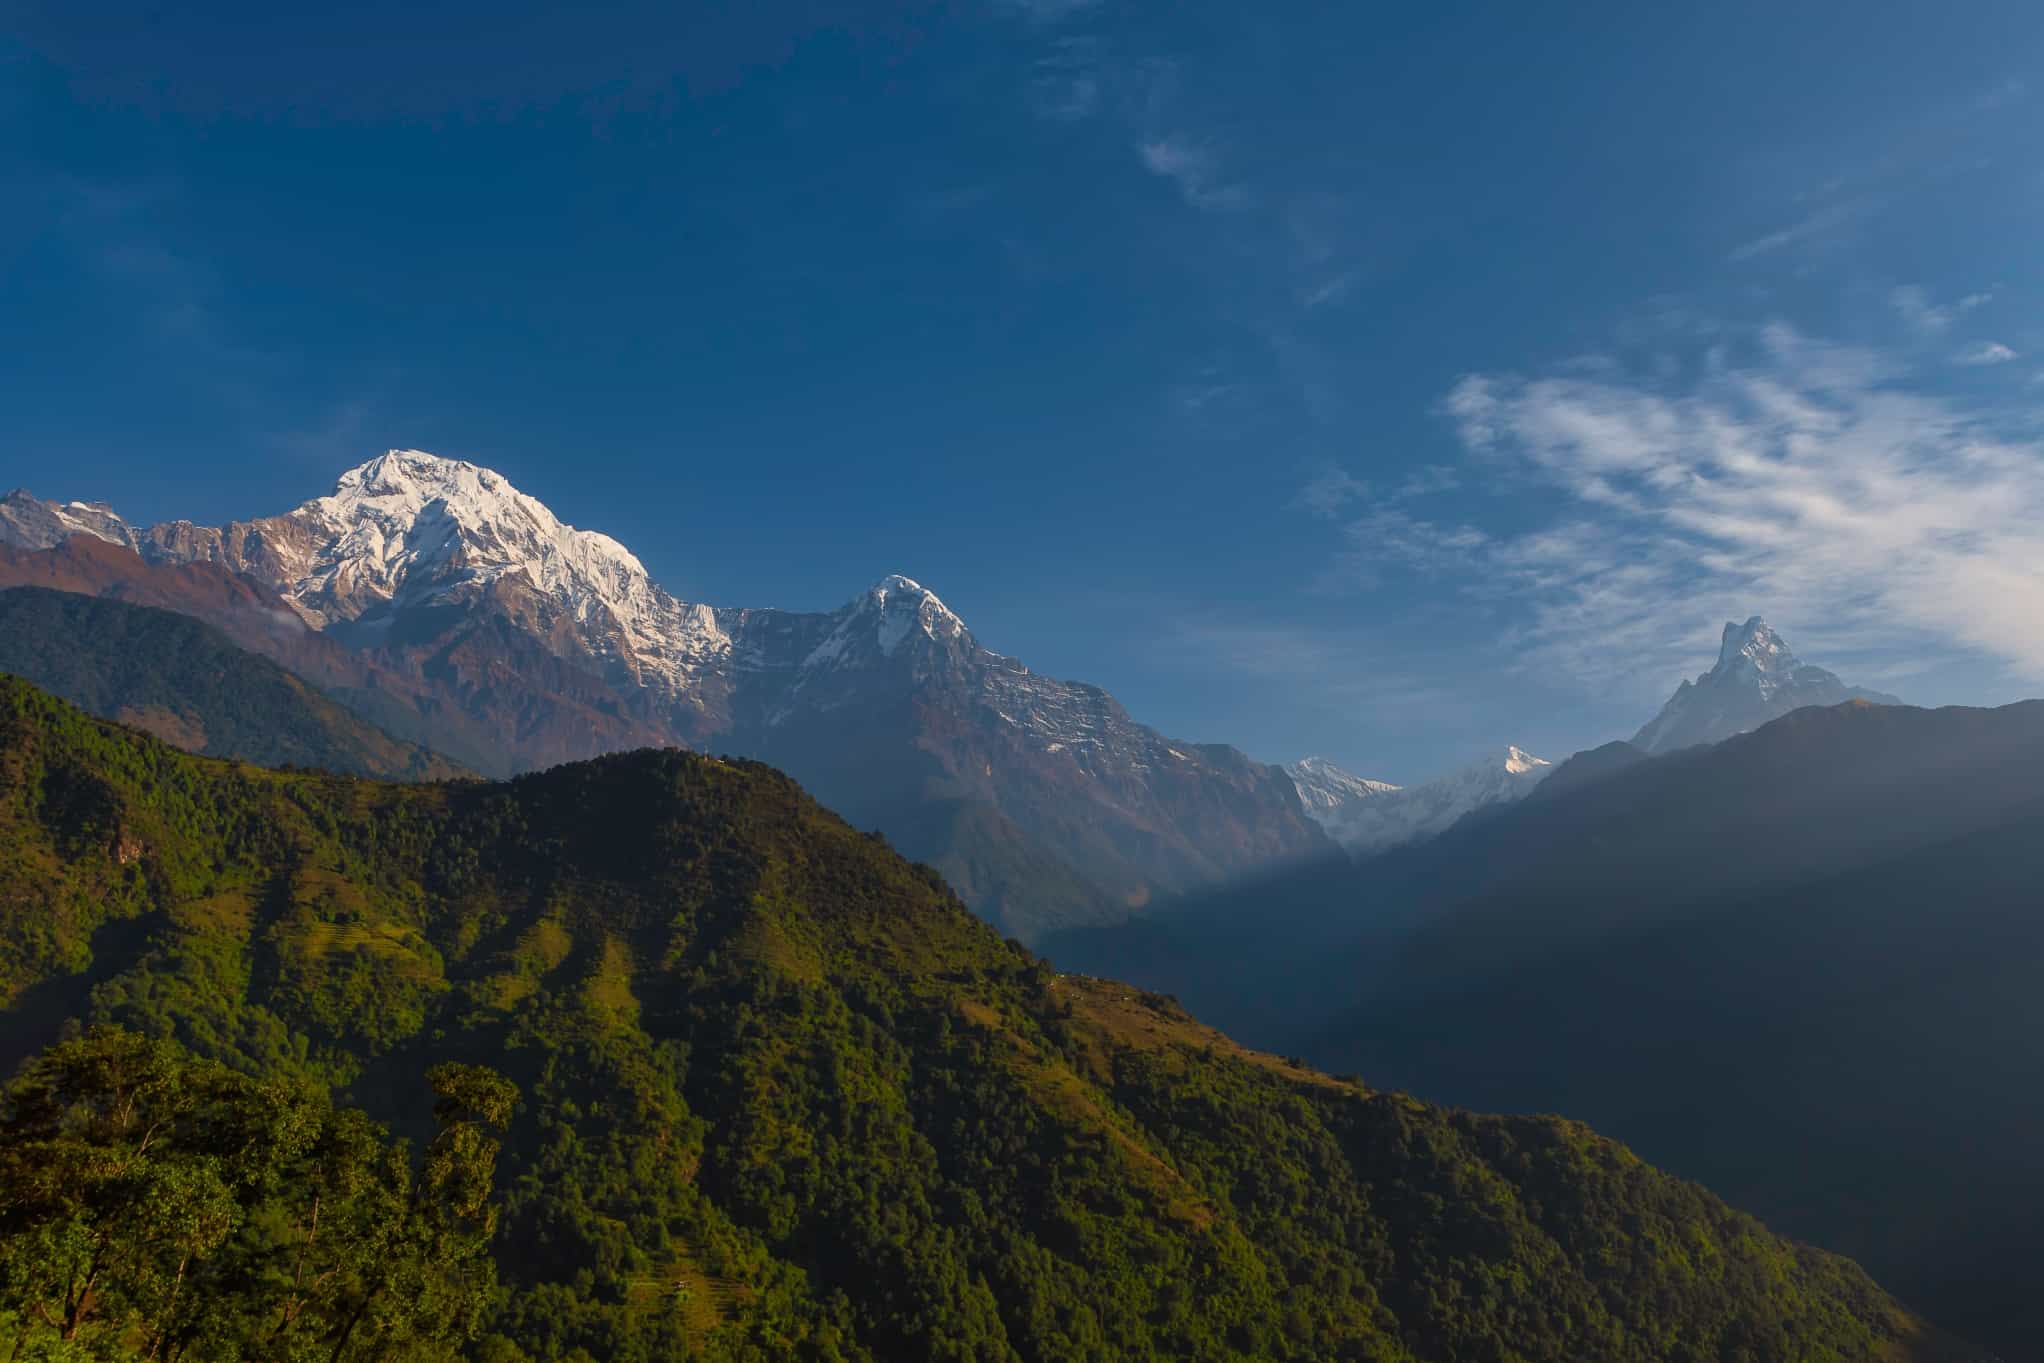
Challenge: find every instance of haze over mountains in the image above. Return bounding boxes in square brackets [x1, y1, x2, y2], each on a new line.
[0, 451, 1328, 942]
[1319, 698, 2044, 1359]
[1053, 687, 2044, 1359]
[0, 454, 1918, 941]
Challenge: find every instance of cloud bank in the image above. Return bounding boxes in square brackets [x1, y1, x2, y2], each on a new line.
[1317, 325, 2044, 693]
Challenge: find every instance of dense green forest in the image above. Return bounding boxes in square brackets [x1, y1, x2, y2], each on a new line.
[0, 588, 466, 781]
[0, 677, 1978, 1362]
[0, 1028, 514, 1361]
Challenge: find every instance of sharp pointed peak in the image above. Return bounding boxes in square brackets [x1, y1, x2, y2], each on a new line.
[848, 574, 965, 626]
[1716, 615, 1796, 671]
[1721, 612, 1771, 642]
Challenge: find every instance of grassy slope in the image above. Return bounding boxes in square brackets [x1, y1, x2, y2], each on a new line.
[0, 676, 1976, 1363]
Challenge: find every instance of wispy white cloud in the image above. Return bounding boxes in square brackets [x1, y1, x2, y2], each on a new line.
[1026, 36, 1106, 121]
[1309, 324, 2044, 692]
[1890, 283, 1993, 334]
[1137, 136, 1248, 212]
[1955, 340, 2018, 366]
[1292, 465, 1369, 519]
[1293, 462, 1464, 524]
[1727, 198, 1869, 262]
[1395, 463, 1463, 498]
[1972, 76, 2028, 113]
[1299, 269, 1358, 310]
[1160, 620, 1469, 718]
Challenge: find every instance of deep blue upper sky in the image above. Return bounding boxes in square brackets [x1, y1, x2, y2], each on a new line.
[9, 0, 2044, 780]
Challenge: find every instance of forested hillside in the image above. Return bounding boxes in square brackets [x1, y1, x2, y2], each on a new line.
[0, 679, 1977, 1363]
[0, 586, 467, 780]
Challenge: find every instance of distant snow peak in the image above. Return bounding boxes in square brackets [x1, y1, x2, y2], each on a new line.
[796, 574, 969, 673]
[280, 448, 667, 641]
[1284, 756, 1400, 819]
[0, 490, 138, 552]
[1714, 616, 1802, 694]
[1288, 747, 1545, 855]
[1633, 615, 1900, 755]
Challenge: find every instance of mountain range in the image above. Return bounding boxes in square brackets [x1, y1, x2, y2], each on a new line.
[0, 455, 2020, 1354]
[4, 457, 1909, 940]
[1286, 747, 1552, 855]
[0, 452, 1328, 941]
[0, 675, 1982, 1363]
[1276, 616, 1895, 860]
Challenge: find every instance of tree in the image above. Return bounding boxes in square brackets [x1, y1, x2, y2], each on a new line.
[0, 1028, 517, 1363]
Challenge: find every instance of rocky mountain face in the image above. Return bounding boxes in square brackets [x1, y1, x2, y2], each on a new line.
[1287, 747, 1551, 856]
[0, 452, 1329, 939]
[1633, 616, 1900, 754]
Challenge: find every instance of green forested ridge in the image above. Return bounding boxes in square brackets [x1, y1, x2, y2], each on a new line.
[0, 586, 468, 781]
[0, 1028, 515, 1361]
[0, 678, 1975, 1363]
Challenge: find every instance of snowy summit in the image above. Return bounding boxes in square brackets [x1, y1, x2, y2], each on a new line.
[1633, 617, 1901, 756]
[1287, 748, 1549, 856]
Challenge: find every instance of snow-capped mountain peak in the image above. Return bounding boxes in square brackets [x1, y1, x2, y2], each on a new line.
[1714, 616, 1799, 696]
[55, 448, 741, 690]
[1284, 756, 1401, 818]
[0, 490, 138, 552]
[0, 454, 1339, 937]
[1289, 746, 1548, 856]
[292, 449, 655, 618]
[860, 574, 967, 655]
[1633, 615, 1900, 755]
[802, 574, 970, 671]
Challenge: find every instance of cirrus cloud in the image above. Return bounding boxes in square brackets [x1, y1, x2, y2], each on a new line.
[1314, 324, 2044, 694]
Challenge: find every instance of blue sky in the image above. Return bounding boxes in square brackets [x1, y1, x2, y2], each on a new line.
[8, 0, 2044, 780]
